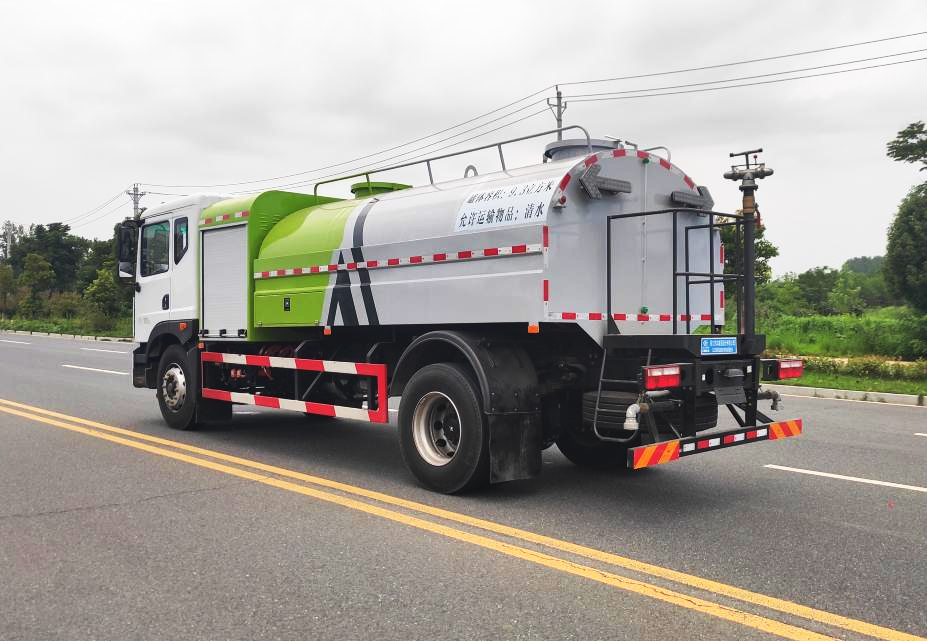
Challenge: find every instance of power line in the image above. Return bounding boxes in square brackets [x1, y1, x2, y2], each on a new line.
[143, 89, 554, 189]
[232, 107, 552, 195]
[71, 200, 130, 230]
[561, 47, 927, 100]
[562, 55, 927, 104]
[60, 189, 127, 224]
[138, 30, 927, 193]
[559, 29, 927, 88]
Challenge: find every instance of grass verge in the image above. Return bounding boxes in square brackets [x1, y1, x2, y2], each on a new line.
[775, 371, 927, 397]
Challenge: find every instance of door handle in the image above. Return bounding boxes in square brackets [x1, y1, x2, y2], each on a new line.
[162, 294, 170, 310]
[134, 282, 141, 293]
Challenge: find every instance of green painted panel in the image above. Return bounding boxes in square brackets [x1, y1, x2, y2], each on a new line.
[254, 291, 324, 327]
[252, 200, 359, 329]
[199, 191, 341, 340]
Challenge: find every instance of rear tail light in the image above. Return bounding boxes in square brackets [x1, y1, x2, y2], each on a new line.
[778, 359, 804, 379]
[643, 365, 682, 390]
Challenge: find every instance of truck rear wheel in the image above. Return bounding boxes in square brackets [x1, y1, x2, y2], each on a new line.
[398, 363, 489, 494]
[157, 344, 198, 431]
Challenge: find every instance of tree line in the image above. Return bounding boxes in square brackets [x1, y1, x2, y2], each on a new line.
[0, 222, 131, 332]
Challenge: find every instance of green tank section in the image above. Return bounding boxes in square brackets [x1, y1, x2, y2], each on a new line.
[252, 199, 362, 329]
[349, 181, 410, 198]
[199, 190, 340, 340]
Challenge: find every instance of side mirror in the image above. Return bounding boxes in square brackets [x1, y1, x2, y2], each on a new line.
[115, 220, 138, 284]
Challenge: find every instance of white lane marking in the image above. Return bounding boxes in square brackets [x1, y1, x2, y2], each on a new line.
[915, 433, 927, 437]
[80, 347, 129, 354]
[764, 464, 927, 493]
[778, 393, 925, 409]
[61, 364, 129, 376]
[0, 339, 31, 344]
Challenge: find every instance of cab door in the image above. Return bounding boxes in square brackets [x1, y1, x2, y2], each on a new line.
[134, 217, 172, 342]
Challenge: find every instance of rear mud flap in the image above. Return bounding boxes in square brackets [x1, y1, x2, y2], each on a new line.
[487, 412, 542, 483]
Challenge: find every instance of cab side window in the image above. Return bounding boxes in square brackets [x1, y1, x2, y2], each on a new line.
[173, 217, 189, 264]
[139, 221, 170, 277]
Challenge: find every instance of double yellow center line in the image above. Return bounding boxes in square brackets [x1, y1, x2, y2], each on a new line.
[0, 397, 921, 641]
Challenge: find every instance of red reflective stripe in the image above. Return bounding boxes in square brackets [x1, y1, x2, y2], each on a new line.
[328, 264, 338, 272]
[696, 439, 710, 450]
[293, 267, 303, 275]
[457, 250, 473, 259]
[387, 258, 400, 266]
[561, 312, 577, 320]
[719, 244, 725, 264]
[659, 314, 671, 321]
[637, 150, 648, 159]
[261, 271, 270, 278]
[354, 363, 384, 377]
[558, 174, 572, 191]
[304, 402, 337, 417]
[746, 430, 758, 440]
[543, 279, 549, 302]
[483, 248, 499, 257]
[720, 291, 725, 309]
[275, 270, 285, 277]
[433, 253, 447, 261]
[613, 149, 627, 157]
[636, 314, 649, 321]
[659, 158, 671, 170]
[613, 313, 627, 320]
[202, 388, 232, 402]
[346, 262, 357, 270]
[201, 352, 223, 363]
[512, 244, 527, 254]
[204, 218, 214, 225]
[589, 312, 603, 321]
[542, 225, 549, 248]
[365, 260, 379, 268]
[245, 355, 271, 367]
[240, 210, 250, 218]
[254, 395, 280, 408]
[584, 155, 598, 167]
[684, 176, 695, 189]
[723, 434, 736, 445]
[294, 358, 325, 371]
[680, 314, 691, 321]
[410, 255, 423, 264]
[700, 314, 712, 321]
[310, 266, 320, 273]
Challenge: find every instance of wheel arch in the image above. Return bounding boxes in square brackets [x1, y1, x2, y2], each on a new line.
[134, 319, 198, 388]
[391, 330, 543, 484]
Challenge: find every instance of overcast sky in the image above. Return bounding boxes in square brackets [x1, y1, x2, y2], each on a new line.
[1, 1, 925, 276]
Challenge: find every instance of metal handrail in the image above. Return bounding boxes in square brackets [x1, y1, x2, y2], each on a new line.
[312, 125, 592, 196]
[605, 207, 748, 335]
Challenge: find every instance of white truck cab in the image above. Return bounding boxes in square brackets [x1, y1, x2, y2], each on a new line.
[127, 196, 223, 343]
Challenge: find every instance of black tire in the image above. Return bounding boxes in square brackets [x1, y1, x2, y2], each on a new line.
[556, 424, 639, 469]
[559, 390, 639, 469]
[398, 363, 489, 494]
[157, 344, 198, 430]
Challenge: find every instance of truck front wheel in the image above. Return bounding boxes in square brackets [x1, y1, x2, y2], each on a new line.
[157, 344, 198, 430]
[398, 363, 489, 493]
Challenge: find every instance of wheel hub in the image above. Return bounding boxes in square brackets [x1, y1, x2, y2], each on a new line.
[161, 364, 187, 412]
[411, 391, 461, 466]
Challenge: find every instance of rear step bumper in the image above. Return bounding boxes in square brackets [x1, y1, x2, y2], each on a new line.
[627, 419, 802, 469]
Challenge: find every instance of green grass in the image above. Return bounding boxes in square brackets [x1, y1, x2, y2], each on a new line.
[775, 371, 927, 397]
[0, 316, 131, 338]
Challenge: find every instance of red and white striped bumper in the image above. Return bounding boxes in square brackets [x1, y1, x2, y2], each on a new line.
[627, 419, 802, 469]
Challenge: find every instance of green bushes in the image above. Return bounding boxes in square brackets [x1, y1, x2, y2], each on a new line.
[760, 307, 927, 360]
[798, 355, 927, 381]
[0, 316, 132, 338]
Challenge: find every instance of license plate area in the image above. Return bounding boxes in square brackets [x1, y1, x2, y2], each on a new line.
[695, 359, 755, 397]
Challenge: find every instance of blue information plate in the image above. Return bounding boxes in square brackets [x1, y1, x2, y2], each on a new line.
[700, 336, 738, 355]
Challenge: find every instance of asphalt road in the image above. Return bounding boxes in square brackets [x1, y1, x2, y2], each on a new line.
[0, 333, 924, 641]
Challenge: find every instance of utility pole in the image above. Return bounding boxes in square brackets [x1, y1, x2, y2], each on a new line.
[547, 85, 566, 139]
[126, 183, 147, 220]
